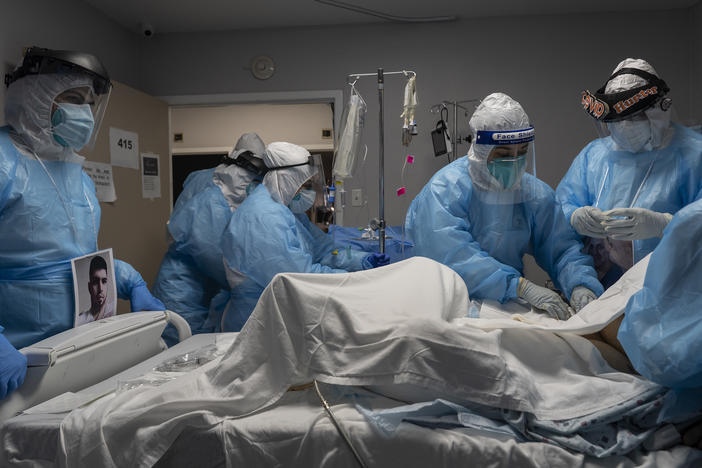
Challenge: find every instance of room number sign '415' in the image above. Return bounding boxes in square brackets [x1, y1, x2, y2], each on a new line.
[109, 127, 140, 169]
[117, 138, 134, 150]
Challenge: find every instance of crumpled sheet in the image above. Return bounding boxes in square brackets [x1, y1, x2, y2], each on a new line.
[58, 256, 662, 467]
[456, 255, 651, 334]
[357, 388, 673, 459]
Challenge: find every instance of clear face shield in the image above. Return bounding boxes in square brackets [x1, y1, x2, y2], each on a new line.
[472, 127, 537, 204]
[5, 47, 113, 153]
[289, 155, 327, 215]
[51, 84, 111, 152]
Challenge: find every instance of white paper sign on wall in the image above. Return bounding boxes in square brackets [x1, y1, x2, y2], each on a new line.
[109, 127, 139, 169]
[82, 161, 117, 202]
[141, 152, 161, 199]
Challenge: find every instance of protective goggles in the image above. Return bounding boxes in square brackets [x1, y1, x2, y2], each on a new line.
[223, 150, 269, 177]
[475, 126, 535, 145]
[581, 68, 671, 122]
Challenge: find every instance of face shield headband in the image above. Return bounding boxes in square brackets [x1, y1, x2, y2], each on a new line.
[268, 156, 315, 171]
[581, 68, 671, 122]
[4, 47, 112, 96]
[222, 150, 269, 178]
[475, 126, 535, 145]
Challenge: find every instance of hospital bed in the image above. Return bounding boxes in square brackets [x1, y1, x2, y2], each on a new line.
[3, 337, 699, 467]
[0, 310, 192, 422]
[2, 258, 701, 467]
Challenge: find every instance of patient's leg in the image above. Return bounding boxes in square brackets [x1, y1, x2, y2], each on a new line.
[599, 315, 626, 355]
[583, 315, 634, 373]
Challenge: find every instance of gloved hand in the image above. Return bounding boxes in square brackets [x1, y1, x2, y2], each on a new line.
[517, 278, 574, 321]
[570, 206, 608, 238]
[362, 253, 391, 270]
[569, 285, 598, 313]
[130, 283, 166, 312]
[602, 207, 673, 240]
[0, 334, 27, 400]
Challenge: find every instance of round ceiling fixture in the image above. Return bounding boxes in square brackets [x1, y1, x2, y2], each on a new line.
[250, 55, 275, 80]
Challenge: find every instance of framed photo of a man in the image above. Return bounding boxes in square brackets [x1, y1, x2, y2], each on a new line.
[71, 248, 118, 327]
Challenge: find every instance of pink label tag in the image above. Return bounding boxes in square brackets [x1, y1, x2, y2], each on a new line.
[396, 187, 406, 196]
[406, 155, 415, 164]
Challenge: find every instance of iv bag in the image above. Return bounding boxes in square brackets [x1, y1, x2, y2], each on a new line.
[333, 91, 367, 179]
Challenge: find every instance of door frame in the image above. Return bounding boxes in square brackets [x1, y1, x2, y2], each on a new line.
[159, 90, 343, 210]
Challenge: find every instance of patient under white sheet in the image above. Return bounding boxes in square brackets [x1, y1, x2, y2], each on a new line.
[58, 256, 661, 467]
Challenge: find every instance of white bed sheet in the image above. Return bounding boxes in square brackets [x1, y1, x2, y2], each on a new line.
[52, 257, 675, 467]
[457, 255, 650, 334]
[3, 385, 701, 468]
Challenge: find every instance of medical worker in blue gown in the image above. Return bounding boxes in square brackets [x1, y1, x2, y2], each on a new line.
[618, 198, 702, 390]
[220, 142, 390, 331]
[406, 93, 603, 320]
[619, 199, 702, 450]
[153, 133, 267, 343]
[557, 58, 702, 288]
[171, 134, 264, 212]
[0, 47, 163, 398]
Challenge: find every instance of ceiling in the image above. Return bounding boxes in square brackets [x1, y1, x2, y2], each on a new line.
[81, 0, 699, 36]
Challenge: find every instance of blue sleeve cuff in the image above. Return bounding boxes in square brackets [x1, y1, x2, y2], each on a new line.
[114, 259, 146, 299]
[504, 276, 521, 302]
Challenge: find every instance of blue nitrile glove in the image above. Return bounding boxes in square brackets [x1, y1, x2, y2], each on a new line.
[115, 260, 166, 312]
[0, 333, 27, 400]
[130, 283, 166, 312]
[362, 253, 391, 270]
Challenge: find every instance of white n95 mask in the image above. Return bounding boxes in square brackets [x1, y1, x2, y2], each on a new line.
[607, 119, 651, 153]
[289, 189, 316, 213]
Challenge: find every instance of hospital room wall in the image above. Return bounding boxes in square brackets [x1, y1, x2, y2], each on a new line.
[139, 8, 693, 229]
[0, 0, 143, 126]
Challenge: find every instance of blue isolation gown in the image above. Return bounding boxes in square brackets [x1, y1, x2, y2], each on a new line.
[556, 123, 702, 285]
[619, 198, 702, 389]
[405, 156, 603, 303]
[0, 127, 153, 348]
[221, 184, 367, 331]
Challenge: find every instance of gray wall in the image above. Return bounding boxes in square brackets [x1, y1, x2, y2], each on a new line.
[140, 8, 696, 227]
[0, 0, 142, 126]
[2, 3, 700, 227]
[692, 2, 702, 124]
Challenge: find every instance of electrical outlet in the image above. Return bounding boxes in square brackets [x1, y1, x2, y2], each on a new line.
[351, 189, 363, 207]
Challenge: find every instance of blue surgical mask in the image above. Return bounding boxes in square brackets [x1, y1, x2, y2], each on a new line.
[487, 154, 526, 190]
[51, 103, 95, 151]
[289, 189, 316, 213]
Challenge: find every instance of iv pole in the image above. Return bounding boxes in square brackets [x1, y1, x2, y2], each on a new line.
[346, 68, 416, 255]
[429, 99, 479, 160]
